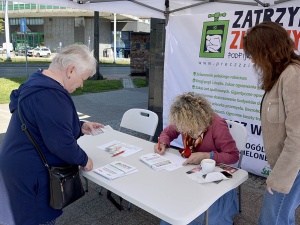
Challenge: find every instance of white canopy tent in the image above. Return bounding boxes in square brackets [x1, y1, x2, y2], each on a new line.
[7, 0, 298, 176]
[13, 0, 291, 19]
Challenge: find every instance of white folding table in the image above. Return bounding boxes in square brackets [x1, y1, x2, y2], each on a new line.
[79, 129, 248, 225]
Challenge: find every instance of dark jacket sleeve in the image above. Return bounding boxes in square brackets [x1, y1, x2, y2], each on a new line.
[31, 90, 88, 167]
[79, 121, 85, 137]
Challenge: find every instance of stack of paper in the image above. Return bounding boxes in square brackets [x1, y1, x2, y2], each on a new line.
[93, 161, 137, 180]
[97, 140, 143, 157]
[140, 153, 174, 171]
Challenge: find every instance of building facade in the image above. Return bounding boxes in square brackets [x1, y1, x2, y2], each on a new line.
[0, 1, 150, 58]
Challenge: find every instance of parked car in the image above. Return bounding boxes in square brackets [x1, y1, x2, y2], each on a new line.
[15, 47, 34, 56]
[15, 47, 25, 56]
[15, 47, 26, 56]
[32, 47, 51, 58]
[0, 45, 3, 54]
[27, 47, 34, 57]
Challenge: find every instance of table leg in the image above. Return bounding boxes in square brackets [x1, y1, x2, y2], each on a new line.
[107, 190, 124, 211]
[83, 177, 89, 192]
[205, 209, 209, 225]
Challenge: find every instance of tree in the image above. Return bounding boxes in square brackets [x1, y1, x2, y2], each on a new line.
[0, 19, 4, 34]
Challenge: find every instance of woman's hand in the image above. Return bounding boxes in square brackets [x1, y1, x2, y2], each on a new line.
[81, 122, 104, 135]
[154, 142, 167, 155]
[83, 157, 93, 171]
[182, 152, 210, 166]
[266, 184, 274, 195]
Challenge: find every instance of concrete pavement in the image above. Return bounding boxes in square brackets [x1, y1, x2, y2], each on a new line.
[61, 87, 300, 225]
[0, 86, 299, 225]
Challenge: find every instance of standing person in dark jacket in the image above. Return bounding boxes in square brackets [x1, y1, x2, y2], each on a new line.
[0, 44, 103, 225]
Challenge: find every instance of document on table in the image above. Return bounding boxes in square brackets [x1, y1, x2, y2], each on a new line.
[186, 163, 238, 183]
[89, 125, 113, 136]
[140, 153, 174, 171]
[97, 140, 143, 157]
[139, 152, 185, 171]
[93, 161, 138, 180]
[163, 152, 186, 171]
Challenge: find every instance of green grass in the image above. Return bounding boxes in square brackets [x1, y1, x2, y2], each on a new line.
[133, 78, 147, 87]
[0, 77, 26, 104]
[0, 77, 146, 104]
[0, 54, 130, 65]
[71, 80, 123, 96]
[0, 57, 51, 64]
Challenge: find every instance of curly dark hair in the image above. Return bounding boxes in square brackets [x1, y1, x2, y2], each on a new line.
[243, 21, 300, 91]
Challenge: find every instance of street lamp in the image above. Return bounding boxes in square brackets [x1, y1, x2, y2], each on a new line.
[4, 0, 12, 62]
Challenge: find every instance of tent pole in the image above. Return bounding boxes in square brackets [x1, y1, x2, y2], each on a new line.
[253, 0, 270, 7]
[168, 0, 271, 15]
[168, 0, 209, 14]
[93, 11, 103, 80]
[80, 0, 164, 13]
[113, 13, 116, 63]
[4, 0, 12, 62]
[164, 0, 169, 26]
[129, 0, 165, 13]
[275, 0, 291, 3]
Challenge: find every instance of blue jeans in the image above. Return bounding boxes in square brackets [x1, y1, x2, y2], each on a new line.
[258, 171, 300, 225]
[160, 189, 238, 225]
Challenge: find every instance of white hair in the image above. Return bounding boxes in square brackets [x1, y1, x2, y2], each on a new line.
[50, 44, 96, 76]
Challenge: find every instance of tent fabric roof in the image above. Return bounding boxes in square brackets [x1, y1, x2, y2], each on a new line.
[14, 0, 293, 19]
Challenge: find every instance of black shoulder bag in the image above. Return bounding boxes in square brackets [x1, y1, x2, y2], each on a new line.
[18, 97, 85, 210]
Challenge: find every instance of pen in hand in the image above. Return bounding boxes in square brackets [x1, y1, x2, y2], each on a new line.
[112, 150, 125, 157]
[157, 137, 164, 155]
[158, 137, 161, 151]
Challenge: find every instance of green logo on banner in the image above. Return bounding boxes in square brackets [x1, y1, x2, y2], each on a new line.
[199, 12, 229, 58]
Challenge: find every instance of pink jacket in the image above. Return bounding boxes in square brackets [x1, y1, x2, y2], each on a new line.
[160, 114, 239, 164]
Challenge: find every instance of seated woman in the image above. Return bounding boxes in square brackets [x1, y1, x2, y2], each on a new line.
[154, 92, 239, 225]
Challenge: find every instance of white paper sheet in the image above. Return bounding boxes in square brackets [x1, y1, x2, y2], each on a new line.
[162, 152, 186, 171]
[187, 167, 230, 184]
[97, 140, 143, 157]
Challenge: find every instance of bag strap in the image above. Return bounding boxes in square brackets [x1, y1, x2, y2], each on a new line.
[17, 95, 50, 170]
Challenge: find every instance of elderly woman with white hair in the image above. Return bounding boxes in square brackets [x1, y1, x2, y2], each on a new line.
[155, 92, 239, 225]
[0, 44, 103, 225]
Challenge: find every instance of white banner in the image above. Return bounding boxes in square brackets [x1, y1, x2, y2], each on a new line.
[164, 5, 300, 176]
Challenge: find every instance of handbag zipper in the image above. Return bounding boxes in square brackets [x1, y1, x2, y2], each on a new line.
[60, 182, 65, 203]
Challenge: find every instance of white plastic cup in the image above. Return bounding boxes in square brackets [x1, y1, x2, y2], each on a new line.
[201, 159, 216, 174]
